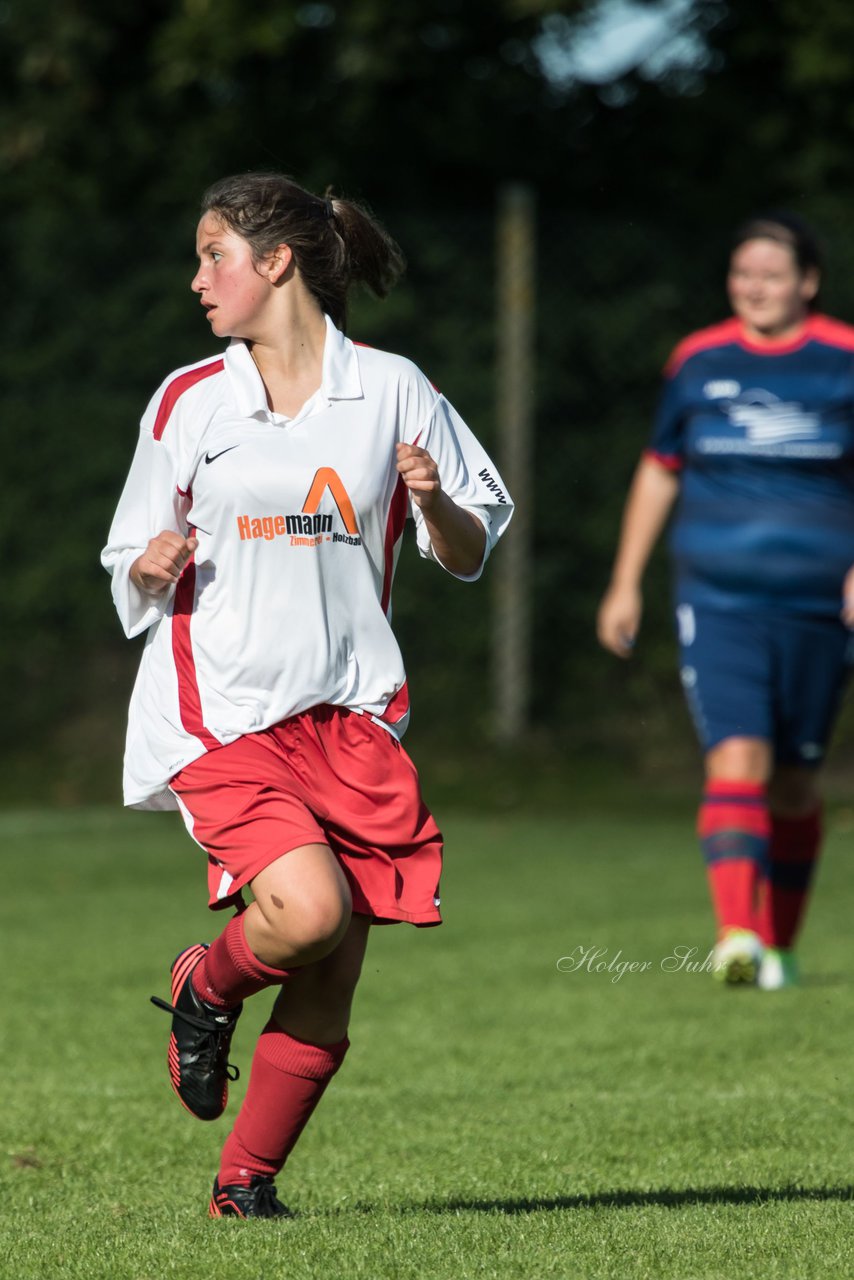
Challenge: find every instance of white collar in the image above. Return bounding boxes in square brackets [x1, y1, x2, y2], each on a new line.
[223, 314, 364, 421]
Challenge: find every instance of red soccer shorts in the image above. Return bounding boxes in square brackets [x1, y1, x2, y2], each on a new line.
[169, 705, 443, 925]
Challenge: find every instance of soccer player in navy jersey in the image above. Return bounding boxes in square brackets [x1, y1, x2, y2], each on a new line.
[597, 212, 854, 989]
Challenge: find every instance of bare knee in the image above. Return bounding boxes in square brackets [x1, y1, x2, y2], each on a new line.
[705, 737, 771, 785]
[246, 846, 354, 968]
[253, 887, 352, 967]
[288, 891, 353, 960]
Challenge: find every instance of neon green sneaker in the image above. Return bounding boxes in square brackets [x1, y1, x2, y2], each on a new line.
[757, 947, 799, 991]
[712, 928, 763, 985]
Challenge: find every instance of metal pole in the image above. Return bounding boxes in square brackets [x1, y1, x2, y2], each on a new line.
[494, 182, 535, 743]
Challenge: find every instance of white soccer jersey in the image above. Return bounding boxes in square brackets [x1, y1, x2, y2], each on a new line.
[102, 316, 513, 809]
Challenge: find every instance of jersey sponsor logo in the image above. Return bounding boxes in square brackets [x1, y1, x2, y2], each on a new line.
[236, 467, 362, 548]
[704, 379, 741, 399]
[478, 467, 508, 503]
[726, 389, 820, 444]
[237, 512, 332, 541]
[697, 388, 840, 458]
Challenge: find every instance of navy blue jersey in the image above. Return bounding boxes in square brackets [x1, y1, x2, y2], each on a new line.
[649, 314, 854, 614]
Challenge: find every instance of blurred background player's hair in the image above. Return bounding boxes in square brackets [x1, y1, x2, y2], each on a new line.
[731, 211, 823, 303]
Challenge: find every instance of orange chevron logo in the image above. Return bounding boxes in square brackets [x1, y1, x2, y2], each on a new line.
[302, 467, 359, 535]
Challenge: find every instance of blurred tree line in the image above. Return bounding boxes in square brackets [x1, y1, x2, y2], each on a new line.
[4, 0, 854, 803]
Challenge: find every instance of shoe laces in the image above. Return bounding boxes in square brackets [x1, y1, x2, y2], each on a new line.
[250, 1178, 285, 1216]
[150, 995, 240, 1081]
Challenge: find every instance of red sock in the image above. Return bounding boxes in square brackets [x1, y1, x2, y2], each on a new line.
[192, 913, 290, 1009]
[757, 807, 822, 948]
[697, 779, 770, 934]
[218, 1022, 349, 1186]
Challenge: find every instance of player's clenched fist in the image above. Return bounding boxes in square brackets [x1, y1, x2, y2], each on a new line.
[131, 531, 199, 594]
[396, 442, 441, 510]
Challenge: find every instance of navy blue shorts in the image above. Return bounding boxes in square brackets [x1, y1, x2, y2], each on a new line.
[675, 605, 854, 764]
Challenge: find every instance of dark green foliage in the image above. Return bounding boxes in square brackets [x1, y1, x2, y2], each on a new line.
[4, 1, 854, 798]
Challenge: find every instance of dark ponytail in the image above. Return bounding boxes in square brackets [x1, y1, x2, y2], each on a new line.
[200, 172, 406, 330]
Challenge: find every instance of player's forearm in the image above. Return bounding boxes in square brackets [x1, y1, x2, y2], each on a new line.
[608, 455, 680, 588]
[421, 492, 487, 576]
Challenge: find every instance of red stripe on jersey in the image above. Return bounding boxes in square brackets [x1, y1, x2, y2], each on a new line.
[381, 476, 409, 616]
[153, 360, 224, 441]
[643, 448, 683, 472]
[804, 313, 854, 352]
[381, 428, 423, 615]
[171, 539, 219, 750]
[735, 325, 813, 357]
[379, 680, 410, 726]
[664, 312, 854, 378]
[664, 319, 742, 377]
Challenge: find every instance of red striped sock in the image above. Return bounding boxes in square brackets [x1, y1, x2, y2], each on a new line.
[192, 913, 290, 1009]
[697, 779, 770, 934]
[218, 1022, 349, 1186]
[757, 807, 822, 948]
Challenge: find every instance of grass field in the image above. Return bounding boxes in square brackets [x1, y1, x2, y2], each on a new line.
[3, 798, 854, 1279]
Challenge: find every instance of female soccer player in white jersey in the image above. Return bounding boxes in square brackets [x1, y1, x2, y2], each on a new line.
[597, 212, 854, 991]
[102, 172, 513, 1217]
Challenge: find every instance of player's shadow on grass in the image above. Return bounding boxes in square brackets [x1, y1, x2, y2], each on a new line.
[425, 1185, 854, 1214]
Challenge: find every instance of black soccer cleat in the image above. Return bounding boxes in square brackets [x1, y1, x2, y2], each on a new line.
[209, 1175, 294, 1219]
[150, 943, 242, 1121]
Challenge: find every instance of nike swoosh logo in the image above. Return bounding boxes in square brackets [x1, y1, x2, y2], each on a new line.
[204, 446, 239, 465]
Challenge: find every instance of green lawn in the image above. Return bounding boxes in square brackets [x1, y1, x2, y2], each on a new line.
[3, 800, 854, 1279]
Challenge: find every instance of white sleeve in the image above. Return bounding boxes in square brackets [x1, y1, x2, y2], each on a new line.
[100, 426, 188, 638]
[411, 396, 514, 581]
